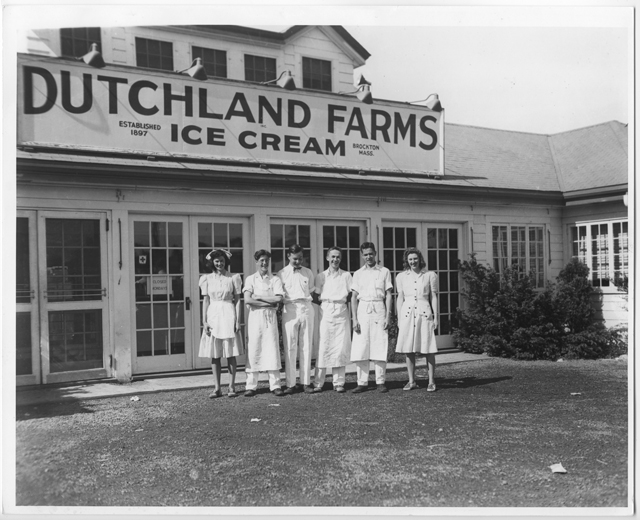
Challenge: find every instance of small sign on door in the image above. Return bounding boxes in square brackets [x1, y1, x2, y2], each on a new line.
[147, 276, 172, 296]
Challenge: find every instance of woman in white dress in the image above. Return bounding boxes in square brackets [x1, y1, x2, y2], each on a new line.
[395, 247, 439, 392]
[199, 249, 244, 398]
[242, 250, 285, 397]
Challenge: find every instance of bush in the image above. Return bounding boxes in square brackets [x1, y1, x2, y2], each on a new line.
[453, 255, 623, 360]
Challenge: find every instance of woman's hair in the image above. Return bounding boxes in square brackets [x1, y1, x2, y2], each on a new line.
[205, 250, 229, 273]
[403, 247, 426, 271]
[254, 249, 272, 261]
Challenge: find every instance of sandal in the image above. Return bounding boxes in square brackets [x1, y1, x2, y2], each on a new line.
[427, 383, 436, 392]
[403, 382, 418, 391]
[208, 389, 222, 399]
[227, 388, 238, 398]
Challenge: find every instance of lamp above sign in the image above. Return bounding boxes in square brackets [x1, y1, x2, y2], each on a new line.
[17, 54, 444, 176]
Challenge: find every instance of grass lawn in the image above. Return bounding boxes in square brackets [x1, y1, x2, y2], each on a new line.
[15, 357, 628, 508]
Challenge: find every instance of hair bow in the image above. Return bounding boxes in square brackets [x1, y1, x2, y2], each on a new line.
[206, 249, 232, 261]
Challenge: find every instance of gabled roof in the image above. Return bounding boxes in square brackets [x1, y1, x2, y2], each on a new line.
[444, 120, 628, 194]
[180, 25, 370, 62]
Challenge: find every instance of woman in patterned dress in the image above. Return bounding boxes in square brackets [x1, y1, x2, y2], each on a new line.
[199, 249, 244, 398]
[394, 247, 439, 392]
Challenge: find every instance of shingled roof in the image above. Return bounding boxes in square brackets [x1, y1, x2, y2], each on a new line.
[548, 121, 628, 193]
[444, 120, 628, 194]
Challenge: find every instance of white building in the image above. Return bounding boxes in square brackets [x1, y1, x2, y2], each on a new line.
[16, 25, 628, 385]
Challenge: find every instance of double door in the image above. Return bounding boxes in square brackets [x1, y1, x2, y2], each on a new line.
[131, 216, 366, 375]
[131, 216, 249, 374]
[382, 222, 463, 348]
[16, 210, 110, 385]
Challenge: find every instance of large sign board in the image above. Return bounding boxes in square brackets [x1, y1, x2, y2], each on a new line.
[18, 55, 443, 175]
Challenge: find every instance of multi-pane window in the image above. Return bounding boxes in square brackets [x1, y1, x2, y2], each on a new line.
[492, 225, 545, 288]
[571, 220, 628, 288]
[60, 27, 102, 58]
[382, 227, 418, 290]
[136, 37, 173, 71]
[245, 54, 277, 83]
[322, 225, 361, 274]
[270, 224, 311, 273]
[192, 46, 227, 78]
[302, 57, 332, 91]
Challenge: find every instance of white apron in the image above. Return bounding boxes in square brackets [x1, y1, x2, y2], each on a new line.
[243, 272, 283, 372]
[350, 301, 388, 361]
[317, 301, 352, 367]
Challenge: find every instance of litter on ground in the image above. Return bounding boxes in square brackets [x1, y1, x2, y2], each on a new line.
[549, 463, 567, 474]
[130, 396, 140, 401]
[251, 418, 262, 422]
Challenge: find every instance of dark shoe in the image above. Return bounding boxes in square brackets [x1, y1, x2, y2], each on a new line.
[283, 387, 295, 395]
[352, 385, 368, 394]
[272, 388, 284, 396]
[304, 385, 315, 394]
[244, 389, 256, 397]
[313, 385, 323, 393]
[335, 386, 346, 393]
[377, 384, 389, 393]
[295, 383, 305, 392]
[208, 389, 222, 399]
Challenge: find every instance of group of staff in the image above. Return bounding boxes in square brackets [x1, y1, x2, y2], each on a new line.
[198, 242, 439, 398]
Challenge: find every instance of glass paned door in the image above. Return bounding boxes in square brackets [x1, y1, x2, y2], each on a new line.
[270, 221, 315, 273]
[17, 212, 39, 385]
[425, 226, 460, 340]
[320, 222, 365, 275]
[38, 212, 110, 383]
[382, 222, 463, 349]
[132, 217, 191, 374]
[192, 217, 249, 370]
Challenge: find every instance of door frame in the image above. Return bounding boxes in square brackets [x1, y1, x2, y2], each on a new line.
[38, 210, 112, 384]
[189, 215, 251, 370]
[129, 215, 193, 375]
[16, 210, 40, 386]
[381, 220, 466, 349]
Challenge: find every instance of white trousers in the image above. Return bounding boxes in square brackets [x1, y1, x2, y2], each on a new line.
[355, 360, 387, 385]
[245, 370, 282, 391]
[314, 366, 346, 388]
[282, 302, 314, 387]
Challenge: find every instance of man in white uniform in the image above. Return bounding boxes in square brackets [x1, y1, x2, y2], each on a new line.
[313, 247, 353, 393]
[278, 244, 316, 395]
[351, 242, 393, 393]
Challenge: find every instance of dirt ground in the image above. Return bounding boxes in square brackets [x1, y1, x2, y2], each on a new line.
[15, 357, 628, 508]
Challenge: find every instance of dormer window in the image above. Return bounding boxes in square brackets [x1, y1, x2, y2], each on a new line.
[244, 55, 276, 83]
[302, 57, 332, 91]
[61, 28, 102, 58]
[192, 46, 227, 78]
[135, 37, 174, 71]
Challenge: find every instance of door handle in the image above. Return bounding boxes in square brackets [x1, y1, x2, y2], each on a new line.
[185, 296, 191, 310]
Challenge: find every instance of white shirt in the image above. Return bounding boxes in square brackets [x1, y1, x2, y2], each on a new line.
[351, 264, 392, 301]
[315, 268, 352, 304]
[243, 272, 284, 299]
[277, 264, 315, 303]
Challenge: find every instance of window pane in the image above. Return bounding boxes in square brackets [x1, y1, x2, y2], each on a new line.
[16, 312, 32, 376]
[49, 310, 103, 372]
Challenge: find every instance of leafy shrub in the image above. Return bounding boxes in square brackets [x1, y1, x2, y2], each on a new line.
[453, 255, 624, 360]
